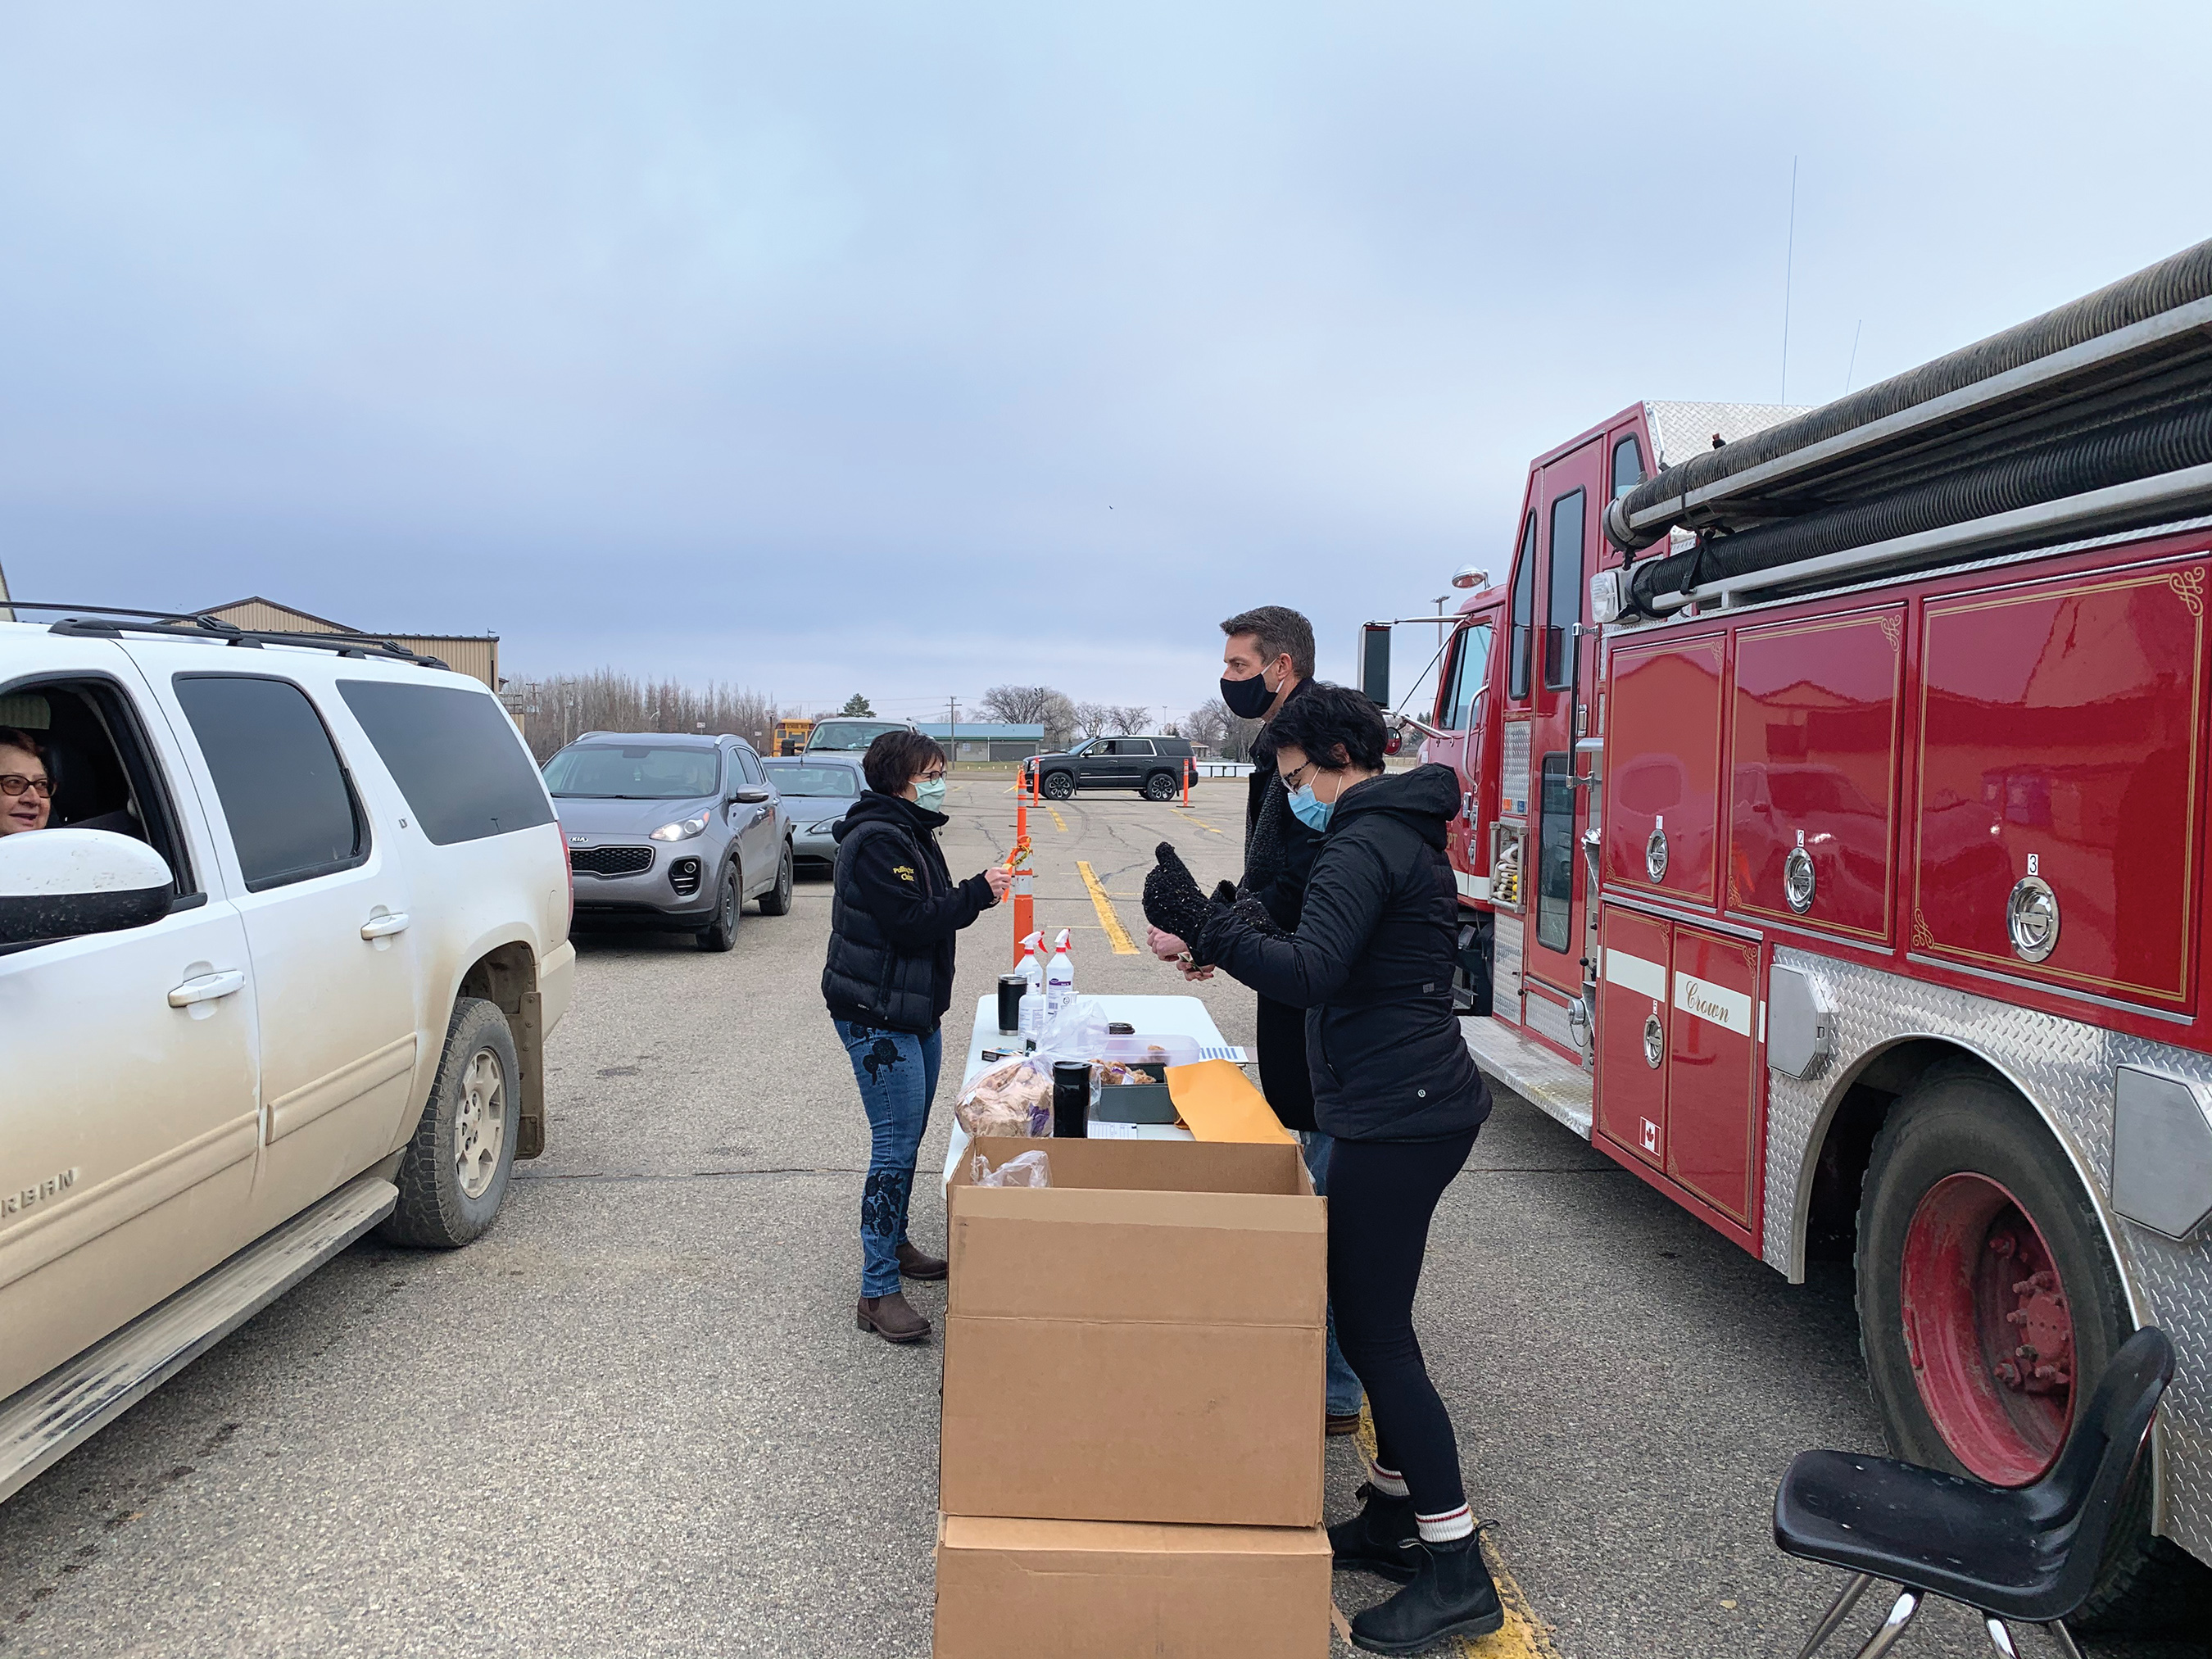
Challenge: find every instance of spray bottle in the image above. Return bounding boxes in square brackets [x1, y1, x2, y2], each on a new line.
[1017, 931, 1046, 1046]
[1045, 928, 1076, 1018]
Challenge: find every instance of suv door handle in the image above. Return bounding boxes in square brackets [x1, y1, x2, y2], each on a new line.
[169, 969, 246, 1008]
[360, 911, 411, 940]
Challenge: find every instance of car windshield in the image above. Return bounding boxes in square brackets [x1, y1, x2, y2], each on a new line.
[543, 744, 721, 800]
[764, 762, 863, 797]
[807, 720, 906, 751]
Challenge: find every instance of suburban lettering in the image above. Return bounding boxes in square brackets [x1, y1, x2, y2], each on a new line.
[2, 1168, 80, 1220]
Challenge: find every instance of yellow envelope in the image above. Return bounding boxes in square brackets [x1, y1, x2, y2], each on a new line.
[1163, 1059, 1297, 1145]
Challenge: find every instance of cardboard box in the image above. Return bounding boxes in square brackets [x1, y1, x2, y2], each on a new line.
[933, 1514, 1332, 1659]
[942, 1137, 1324, 1527]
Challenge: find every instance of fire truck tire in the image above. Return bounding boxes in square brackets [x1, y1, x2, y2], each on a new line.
[1856, 1061, 2204, 1631]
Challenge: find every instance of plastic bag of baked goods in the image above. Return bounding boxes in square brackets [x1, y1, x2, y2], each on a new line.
[971, 1149, 1051, 1188]
[954, 1056, 1054, 1137]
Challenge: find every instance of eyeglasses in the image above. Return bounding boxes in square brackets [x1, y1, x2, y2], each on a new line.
[0, 774, 52, 799]
[918, 769, 946, 783]
[1281, 759, 1319, 791]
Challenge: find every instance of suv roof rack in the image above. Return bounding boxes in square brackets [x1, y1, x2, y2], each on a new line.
[6, 603, 449, 670]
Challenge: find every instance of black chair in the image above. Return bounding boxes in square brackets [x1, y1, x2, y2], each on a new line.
[1774, 1326, 2175, 1659]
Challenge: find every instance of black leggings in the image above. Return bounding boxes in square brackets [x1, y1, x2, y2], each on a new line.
[1327, 1129, 1478, 1520]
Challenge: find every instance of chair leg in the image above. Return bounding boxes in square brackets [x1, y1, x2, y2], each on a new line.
[1981, 1615, 2019, 1658]
[1793, 1573, 1879, 1659]
[1847, 1589, 1923, 1659]
[2041, 1621, 2087, 1659]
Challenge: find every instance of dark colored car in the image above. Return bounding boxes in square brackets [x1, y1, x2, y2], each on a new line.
[1028, 736, 1194, 800]
[545, 732, 793, 950]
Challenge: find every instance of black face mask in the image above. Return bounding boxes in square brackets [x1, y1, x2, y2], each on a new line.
[1220, 667, 1279, 719]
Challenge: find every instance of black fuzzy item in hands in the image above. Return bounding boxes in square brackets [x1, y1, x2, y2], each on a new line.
[1142, 842, 1217, 950]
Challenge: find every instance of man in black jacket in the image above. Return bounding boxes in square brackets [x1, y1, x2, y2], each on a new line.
[1143, 685, 1499, 1654]
[823, 732, 1008, 1344]
[1145, 605, 1368, 1432]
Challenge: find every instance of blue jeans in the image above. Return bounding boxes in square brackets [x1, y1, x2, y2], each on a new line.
[1303, 1130, 1367, 1417]
[836, 1019, 945, 1297]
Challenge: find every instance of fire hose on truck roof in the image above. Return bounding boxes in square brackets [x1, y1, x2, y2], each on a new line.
[1602, 236, 2212, 619]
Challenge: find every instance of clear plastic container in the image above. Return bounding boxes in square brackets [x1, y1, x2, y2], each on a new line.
[1098, 1034, 1203, 1070]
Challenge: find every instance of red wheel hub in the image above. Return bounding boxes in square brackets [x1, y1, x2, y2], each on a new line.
[1898, 1172, 2075, 1485]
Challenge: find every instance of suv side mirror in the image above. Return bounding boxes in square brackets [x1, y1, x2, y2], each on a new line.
[0, 828, 175, 946]
[731, 787, 773, 805]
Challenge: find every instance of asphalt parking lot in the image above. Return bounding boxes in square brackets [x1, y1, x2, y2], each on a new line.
[0, 774, 2202, 1657]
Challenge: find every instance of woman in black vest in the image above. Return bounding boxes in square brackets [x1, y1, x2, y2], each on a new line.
[823, 730, 1008, 1344]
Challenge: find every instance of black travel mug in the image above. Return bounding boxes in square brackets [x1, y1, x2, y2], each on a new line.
[1051, 1060, 1091, 1138]
[997, 974, 1027, 1034]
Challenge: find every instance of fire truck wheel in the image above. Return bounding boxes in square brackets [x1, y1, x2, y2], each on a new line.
[1856, 1060, 2199, 1630]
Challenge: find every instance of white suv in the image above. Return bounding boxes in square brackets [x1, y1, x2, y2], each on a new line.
[0, 610, 574, 1500]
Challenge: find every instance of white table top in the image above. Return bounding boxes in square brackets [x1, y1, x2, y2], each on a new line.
[944, 993, 1238, 1182]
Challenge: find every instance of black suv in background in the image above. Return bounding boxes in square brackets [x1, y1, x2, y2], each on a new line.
[1028, 736, 1195, 800]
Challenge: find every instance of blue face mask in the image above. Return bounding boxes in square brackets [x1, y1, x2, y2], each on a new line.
[1287, 783, 1332, 832]
[913, 778, 947, 812]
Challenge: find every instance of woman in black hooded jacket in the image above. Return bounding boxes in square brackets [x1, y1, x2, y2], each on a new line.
[1145, 683, 1498, 1654]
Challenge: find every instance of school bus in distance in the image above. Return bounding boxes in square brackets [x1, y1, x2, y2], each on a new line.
[773, 718, 813, 756]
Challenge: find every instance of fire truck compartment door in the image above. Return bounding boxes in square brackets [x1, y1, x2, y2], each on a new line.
[1597, 906, 1671, 1172]
[1605, 633, 1725, 911]
[1914, 562, 2206, 1012]
[1728, 605, 1904, 943]
[1666, 926, 1762, 1231]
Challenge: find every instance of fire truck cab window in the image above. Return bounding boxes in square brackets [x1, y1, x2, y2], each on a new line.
[1508, 514, 1537, 700]
[1611, 436, 1643, 499]
[1544, 489, 1585, 690]
[1441, 622, 1493, 731]
[1537, 753, 1574, 951]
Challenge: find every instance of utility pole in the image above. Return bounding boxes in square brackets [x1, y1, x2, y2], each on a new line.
[948, 696, 959, 767]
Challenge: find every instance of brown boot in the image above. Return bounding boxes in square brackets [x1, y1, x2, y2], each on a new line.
[897, 1241, 949, 1281]
[857, 1291, 931, 1344]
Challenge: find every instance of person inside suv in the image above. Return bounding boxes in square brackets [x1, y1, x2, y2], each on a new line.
[0, 728, 54, 836]
[821, 731, 1009, 1344]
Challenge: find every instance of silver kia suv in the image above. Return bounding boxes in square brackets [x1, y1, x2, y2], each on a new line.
[545, 732, 793, 950]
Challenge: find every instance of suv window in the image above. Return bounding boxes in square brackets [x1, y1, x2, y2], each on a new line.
[0, 677, 198, 902]
[174, 674, 368, 891]
[338, 680, 554, 846]
[736, 746, 764, 786]
[1117, 739, 1155, 756]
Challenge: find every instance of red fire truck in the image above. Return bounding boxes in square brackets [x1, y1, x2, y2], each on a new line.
[1389, 242, 2212, 1621]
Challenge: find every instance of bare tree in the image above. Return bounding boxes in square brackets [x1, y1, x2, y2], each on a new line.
[1181, 696, 1262, 762]
[1072, 701, 1112, 739]
[1039, 690, 1078, 750]
[506, 670, 782, 763]
[1108, 705, 1150, 735]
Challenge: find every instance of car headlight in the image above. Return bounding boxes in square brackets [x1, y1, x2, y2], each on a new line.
[811, 818, 842, 835]
[650, 813, 709, 841]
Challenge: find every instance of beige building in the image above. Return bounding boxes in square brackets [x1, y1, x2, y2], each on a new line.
[199, 597, 501, 691]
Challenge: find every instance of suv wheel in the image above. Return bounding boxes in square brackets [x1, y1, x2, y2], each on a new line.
[759, 841, 795, 916]
[1040, 770, 1075, 800]
[380, 998, 519, 1248]
[1141, 770, 1179, 801]
[699, 862, 741, 951]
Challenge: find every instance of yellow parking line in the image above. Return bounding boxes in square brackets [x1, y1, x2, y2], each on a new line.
[1184, 817, 1222, 835]
[1349, 1407, 1560, 1658]
[1046, 805, 1068, 832]
[1076, 861, 1138, 954]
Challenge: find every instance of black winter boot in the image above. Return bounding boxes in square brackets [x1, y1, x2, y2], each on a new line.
[1327, 1483, 1420, 1584]
[1349, 1533, 1504, 1653]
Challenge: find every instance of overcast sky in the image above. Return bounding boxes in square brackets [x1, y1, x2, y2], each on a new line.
[2, 2, 2207, 723]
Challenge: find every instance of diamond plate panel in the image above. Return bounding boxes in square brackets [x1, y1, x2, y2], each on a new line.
[1645, 400, 1811, 471]
[1764, 946, 2211, 1565]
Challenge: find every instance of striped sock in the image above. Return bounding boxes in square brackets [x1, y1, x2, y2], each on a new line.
[1416, 1503, 1474, 1544]
[1367, 1459, 1409, 1499]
